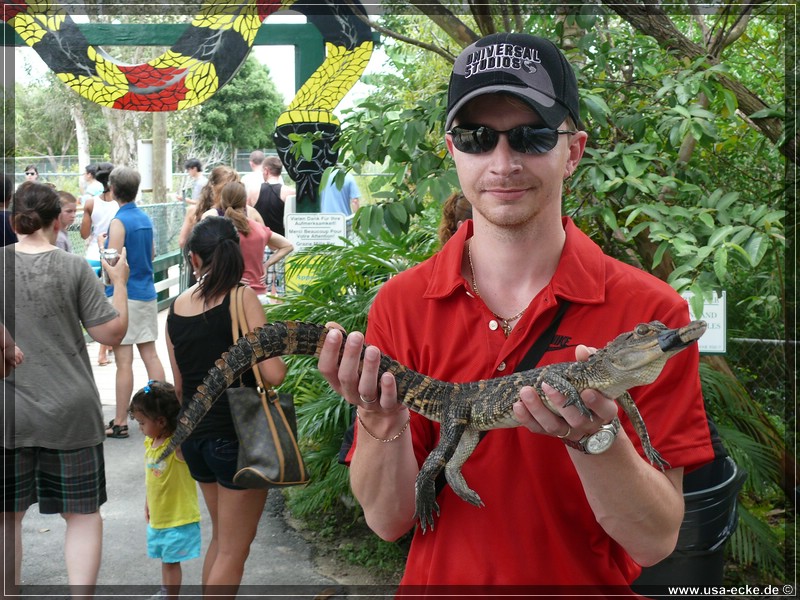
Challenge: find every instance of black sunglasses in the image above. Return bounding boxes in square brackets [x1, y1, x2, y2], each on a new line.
[447, 125, 576, 155]
[25, 172, 36, 176]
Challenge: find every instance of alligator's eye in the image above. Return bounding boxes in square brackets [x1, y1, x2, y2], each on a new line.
[634, 323, 651, 336]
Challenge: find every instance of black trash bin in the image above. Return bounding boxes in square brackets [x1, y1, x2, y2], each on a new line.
[632, 456, 747, 596]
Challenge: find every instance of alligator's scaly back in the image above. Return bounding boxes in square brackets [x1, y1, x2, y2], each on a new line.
[160, 322, 329, 461]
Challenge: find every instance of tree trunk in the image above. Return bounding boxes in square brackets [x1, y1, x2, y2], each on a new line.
[152, 112, 168, 203]
[103, 107, 136, 167]
[71, 104, 90, 195]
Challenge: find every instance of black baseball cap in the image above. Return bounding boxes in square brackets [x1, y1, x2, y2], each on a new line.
[446, 32, 583, 131]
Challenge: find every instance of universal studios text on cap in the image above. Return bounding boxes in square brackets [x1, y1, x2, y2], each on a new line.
[463, 43, 542, 78]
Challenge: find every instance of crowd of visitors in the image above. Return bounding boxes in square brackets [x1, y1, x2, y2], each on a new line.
[3, 157, 298, 596]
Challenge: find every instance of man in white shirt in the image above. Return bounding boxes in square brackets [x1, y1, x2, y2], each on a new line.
[242, 150, 266, 206]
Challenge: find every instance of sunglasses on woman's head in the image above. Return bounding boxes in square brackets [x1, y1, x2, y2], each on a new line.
[447, 125, 576, 155]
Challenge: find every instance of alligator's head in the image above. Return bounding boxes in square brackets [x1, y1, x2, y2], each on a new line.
[590, 320, 706, 398]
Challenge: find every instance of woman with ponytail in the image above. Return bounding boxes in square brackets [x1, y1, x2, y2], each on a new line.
[3, 182, 129, 594]
[202, 181, 293, 303]
[165, 216, 286, 594]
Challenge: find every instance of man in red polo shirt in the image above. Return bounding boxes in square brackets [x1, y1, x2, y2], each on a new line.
[319, 32, 714, 593]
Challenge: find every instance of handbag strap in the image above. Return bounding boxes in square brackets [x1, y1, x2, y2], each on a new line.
[229, 286, 267, 392]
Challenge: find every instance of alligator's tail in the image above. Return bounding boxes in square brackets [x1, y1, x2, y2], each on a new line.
[156, 321, 446, 462]
[156, 321, 328, 462]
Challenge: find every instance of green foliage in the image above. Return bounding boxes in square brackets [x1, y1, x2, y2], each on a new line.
[728, 505, 787, 582]
[337, 536, 407, 577]
[336, 95, 460, 237]
[194, 56, 285, 154]
[266, 217, 440, 517]
[699, 363, 787, 578]
[14, 73, 110, 158]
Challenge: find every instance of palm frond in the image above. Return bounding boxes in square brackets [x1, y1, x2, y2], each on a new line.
[727, 505, 785, 580]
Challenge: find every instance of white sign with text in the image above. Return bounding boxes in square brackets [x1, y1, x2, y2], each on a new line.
[286, 213, 347, 252]
[681, 291, 726, 354]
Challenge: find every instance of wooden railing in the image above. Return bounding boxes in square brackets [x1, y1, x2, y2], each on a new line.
[153, 249, 184, 311]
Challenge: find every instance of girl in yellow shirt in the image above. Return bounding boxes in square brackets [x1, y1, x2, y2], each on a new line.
[130, 381, 201, 599]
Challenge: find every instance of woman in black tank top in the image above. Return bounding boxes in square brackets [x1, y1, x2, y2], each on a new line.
[166, 216, 287, 591]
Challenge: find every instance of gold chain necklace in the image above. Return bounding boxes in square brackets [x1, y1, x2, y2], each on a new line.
[467, 241, 527, 337]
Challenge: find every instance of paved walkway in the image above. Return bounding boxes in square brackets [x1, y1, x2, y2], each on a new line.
[17, 310, 393, 598]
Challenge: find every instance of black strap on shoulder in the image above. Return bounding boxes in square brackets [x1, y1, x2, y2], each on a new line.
[514, 300, 571, 372]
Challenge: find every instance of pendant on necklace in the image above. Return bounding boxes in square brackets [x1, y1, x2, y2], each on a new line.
[467, 240, 526, 338]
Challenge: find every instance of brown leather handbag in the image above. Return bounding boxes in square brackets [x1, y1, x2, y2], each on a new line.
[227, 286, 308, 488]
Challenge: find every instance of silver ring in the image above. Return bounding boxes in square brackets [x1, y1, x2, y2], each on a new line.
[556, 425, 572, 439]
[359, 394, 377, 404]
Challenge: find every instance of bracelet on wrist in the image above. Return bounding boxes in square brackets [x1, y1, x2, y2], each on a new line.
[356, 409, 410, 443]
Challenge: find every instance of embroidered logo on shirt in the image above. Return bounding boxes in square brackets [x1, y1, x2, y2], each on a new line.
[548, 333, 576, 352]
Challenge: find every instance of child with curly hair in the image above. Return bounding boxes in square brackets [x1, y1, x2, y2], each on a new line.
[129, 381, 200, 599]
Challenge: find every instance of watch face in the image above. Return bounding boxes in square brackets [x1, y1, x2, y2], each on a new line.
[586, 429, 616, 454]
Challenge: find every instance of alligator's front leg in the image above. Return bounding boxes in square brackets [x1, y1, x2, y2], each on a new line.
[536, 366, 593, 419]
[616, 391, 670, 470]
[414, 412, 469, 533]
[444, 429, 483, 508]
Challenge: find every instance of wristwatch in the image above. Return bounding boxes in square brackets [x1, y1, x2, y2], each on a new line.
[563, 417, 621, 455]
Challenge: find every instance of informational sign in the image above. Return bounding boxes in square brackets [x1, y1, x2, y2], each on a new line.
[286, 213, 347, 252]
[681, 290, 727, 354]
[284, 213, 347, 292]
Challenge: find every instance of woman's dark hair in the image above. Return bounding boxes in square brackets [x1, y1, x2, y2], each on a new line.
[12, 182, 61, 235]
[94, 161, 114, 192]
[128, 380, 180, 436]
[187, 216, 243, 302]
[84, 163, 98, 177]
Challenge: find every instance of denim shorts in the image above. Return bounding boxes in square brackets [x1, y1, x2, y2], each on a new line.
[147, 521, 201, 564]
[180, 437, 244, 490]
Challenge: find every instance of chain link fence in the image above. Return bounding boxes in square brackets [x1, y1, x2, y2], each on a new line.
[66, 201, 186, 257]
[724, 337, 794, 444]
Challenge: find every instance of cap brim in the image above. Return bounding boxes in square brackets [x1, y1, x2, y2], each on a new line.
[445, 85, 569, 131]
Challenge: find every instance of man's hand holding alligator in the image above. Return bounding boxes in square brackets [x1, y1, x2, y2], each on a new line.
[514, 344, 620, 445]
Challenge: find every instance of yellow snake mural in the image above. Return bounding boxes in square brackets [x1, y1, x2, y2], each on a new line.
[3, 0, 374, 202]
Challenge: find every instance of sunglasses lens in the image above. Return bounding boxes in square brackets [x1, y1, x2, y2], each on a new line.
[450, 126, 499, 154]
[509, 127, 559, 154]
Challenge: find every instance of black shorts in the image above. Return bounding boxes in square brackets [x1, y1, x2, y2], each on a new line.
[181, 437, 244, 490]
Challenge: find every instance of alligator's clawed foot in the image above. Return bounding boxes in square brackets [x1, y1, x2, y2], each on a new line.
[563, 396, 593, 419]
[454, 487, 484, 508]
[414, 478, 440, 533]
[646, 447, 670, 472]
[415, 499, 440, 534]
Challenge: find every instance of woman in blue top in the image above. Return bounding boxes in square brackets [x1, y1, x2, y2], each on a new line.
[104, 166, 166, 439]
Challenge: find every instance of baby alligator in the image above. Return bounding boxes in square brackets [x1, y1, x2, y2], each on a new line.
[156, 319, 706, 532]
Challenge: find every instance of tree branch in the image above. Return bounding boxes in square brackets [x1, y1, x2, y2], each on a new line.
[344, 0, 461, 61]
[602, 1, 794, 164]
